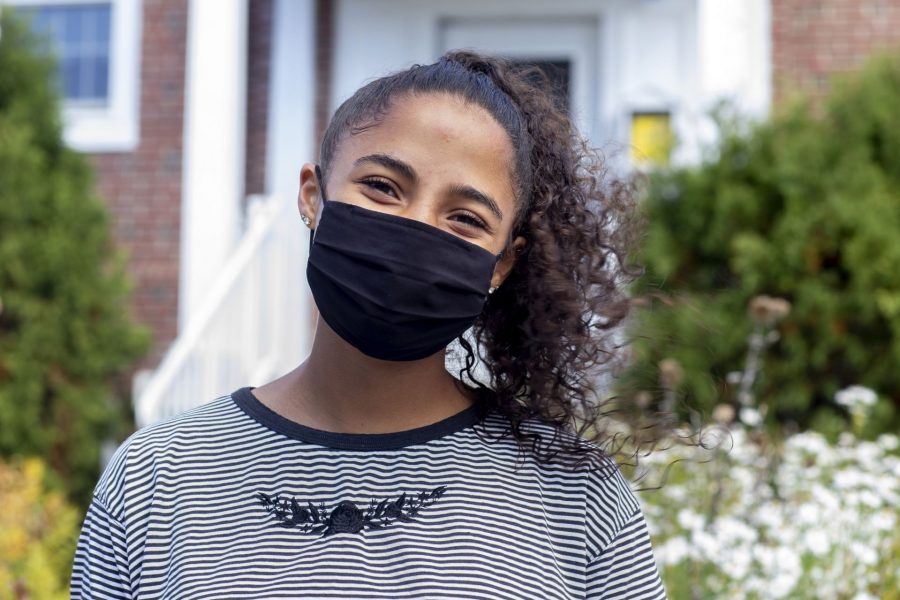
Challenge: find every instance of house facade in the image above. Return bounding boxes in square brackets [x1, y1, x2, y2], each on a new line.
[8, 0, 899, 427]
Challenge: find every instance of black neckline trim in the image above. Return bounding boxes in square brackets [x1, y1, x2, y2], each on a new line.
[231, 386, 487, 450]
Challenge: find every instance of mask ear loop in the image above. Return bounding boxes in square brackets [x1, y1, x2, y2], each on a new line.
[314, 164, 326, 203]
[310, 164, 327, 245]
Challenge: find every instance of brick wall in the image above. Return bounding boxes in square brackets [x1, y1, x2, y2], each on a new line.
[245, 0, 272, 199]
[89, 0, 188, 377]
[772, 0, 900, 110]
[309, 0, 334, 332]
[315, 0, 334, 156]
[88, 0, 275, 387]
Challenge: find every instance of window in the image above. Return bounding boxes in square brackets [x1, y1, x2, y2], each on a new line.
[630, 111, 673, 167]
[7, 0, 142, 152]
[16, 3, 112, 104]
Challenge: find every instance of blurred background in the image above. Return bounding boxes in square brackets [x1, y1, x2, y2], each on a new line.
[1, 0, 898, 597]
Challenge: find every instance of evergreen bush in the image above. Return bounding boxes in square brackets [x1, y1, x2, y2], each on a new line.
[622, 50, 900, 439]
[0, 10, 151, 508]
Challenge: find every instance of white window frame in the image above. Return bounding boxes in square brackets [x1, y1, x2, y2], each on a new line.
[7, 0, 142, 152]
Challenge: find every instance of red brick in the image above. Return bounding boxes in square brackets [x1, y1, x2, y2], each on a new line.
[245, 0, 272, 199]
[773, 0, 900, 109]
[87, 0, 189, 377]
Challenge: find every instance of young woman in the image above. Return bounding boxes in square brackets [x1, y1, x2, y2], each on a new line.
[71, 50, 668, 599]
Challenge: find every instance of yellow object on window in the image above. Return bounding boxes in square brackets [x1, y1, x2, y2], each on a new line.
[630, 112, 673, 166]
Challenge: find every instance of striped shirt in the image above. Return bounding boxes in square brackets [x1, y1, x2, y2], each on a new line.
[71, 386, 668, 599]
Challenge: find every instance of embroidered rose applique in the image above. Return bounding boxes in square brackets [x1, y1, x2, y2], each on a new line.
[256, 485, 448, 537]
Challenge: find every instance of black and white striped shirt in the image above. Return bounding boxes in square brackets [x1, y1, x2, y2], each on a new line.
[71, 386, 668, 599]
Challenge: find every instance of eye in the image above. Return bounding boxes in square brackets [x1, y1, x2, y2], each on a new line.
[360, 177, 396, 197]
[452, 210, 488, 230]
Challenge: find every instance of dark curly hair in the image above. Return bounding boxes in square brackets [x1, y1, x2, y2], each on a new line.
[317, 49, 698, 485]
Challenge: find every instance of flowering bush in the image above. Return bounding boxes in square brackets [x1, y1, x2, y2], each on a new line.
[0, 455, 80, 599]
[631, 419, 900, 599]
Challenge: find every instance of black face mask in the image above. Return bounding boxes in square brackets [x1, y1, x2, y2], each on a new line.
[306, 164, 505, 361]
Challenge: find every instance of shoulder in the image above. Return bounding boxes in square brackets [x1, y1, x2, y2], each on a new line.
[491, 412, 643, 555]
[520, 415, 643, 561]
[582, 449, 643, 561]
[91, 391, 240, 520]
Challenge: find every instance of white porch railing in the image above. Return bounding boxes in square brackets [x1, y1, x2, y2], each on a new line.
[132, 193, 313, 428]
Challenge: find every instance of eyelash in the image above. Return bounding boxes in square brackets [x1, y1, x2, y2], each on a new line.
[359, 178, 489, 230]
[360, 177, 395, 196]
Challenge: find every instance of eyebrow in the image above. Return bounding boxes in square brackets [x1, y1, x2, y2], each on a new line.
[352, 153, 505, 222]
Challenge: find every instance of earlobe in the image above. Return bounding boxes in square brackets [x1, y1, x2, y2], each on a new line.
[297, 163, 323, 228]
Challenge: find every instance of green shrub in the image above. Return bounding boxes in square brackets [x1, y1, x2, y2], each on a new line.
[0, 10, 151, 508]
[622, 50, 900, 439]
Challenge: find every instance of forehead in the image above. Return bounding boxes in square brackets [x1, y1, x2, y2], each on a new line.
[334, 92, 517, 204]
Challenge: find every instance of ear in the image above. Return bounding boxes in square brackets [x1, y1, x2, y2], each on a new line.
[297, 162, 322, 228]
[490, 234, 527, 289]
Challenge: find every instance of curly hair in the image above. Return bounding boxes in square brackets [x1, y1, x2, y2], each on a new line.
[318, 49, 693, 484]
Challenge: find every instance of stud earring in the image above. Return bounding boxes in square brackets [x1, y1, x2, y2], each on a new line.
[488, 286, 498, 295]
[300, 213, 311, 227]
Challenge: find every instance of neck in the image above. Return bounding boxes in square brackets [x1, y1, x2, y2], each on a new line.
[255, 317, 476, 434]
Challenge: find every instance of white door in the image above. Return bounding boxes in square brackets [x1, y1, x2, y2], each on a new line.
[439, 18, 598, 144]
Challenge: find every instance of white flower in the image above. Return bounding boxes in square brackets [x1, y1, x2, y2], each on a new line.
[786, 431, 829, 455]
[770, 547, 802, 597]
[870, 511, 896, 533]
[857, 490, 881, 509]
[625, 398, 898, 598]
[752, 544, 775, 570]
[720, 545, 753, 580]
[853, 440, 882, 463]
[876, 433, 899, 451]
[656, 536, 690, 565]
[850, 542, 878, 566]
[834, 469, 863, 490]
[835, 385, 878, 409]
[751, 501, 783, 530]
[796, 503, 819, 526]
[677, 508, 705, 531]
[714, 516, 758, 545]
[739, 406, 762, 427]
[693, 529, 720, 560]
[770, 572, 798, 599]
[663, 484, 687, 502]
[839, 431, 857, 447]
[803, 529, 830, 557]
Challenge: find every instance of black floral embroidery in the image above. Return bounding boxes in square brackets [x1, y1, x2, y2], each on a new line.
[256, 485, 448, 537]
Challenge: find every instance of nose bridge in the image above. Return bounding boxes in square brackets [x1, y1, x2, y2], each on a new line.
[400, 195, 441, 229]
